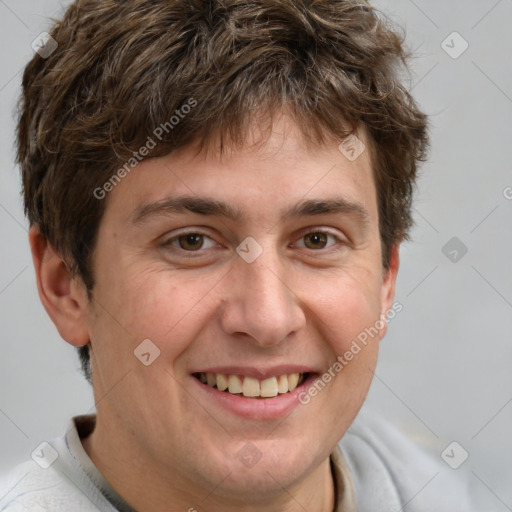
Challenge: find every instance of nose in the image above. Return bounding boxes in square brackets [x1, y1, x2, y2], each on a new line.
[218, 249, 306, 348]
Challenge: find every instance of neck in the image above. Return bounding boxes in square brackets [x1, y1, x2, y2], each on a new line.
[81, 414, 336, 512]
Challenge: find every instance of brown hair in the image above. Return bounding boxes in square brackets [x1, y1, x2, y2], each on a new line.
[17, 0, 429, 383]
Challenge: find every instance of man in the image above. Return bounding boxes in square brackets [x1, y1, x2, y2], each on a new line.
[1, 0, 473, 510]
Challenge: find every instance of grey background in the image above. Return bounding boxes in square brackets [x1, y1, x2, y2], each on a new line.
[1, 0, 511, 509]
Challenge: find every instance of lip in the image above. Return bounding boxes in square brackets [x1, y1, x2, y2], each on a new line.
[190, 372, 318, 420]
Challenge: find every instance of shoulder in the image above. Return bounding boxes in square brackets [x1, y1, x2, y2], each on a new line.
[0, 460, 92, 511]
[0, 429, 110, 512]
[339, 408, 475, 512]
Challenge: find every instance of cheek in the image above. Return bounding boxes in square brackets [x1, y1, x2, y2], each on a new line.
[306, 268, 384, 355]
[96, 266, 221, 358]
[296, 273, 382, 445]
[305, 273, 382, 420]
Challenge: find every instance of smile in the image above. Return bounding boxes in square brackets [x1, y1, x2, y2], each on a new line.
[193, 372, 307, 398]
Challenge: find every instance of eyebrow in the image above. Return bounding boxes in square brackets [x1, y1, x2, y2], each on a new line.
[131, 195, 370, 228]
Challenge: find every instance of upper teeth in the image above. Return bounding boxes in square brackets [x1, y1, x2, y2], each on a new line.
[198, 372, 303, 398]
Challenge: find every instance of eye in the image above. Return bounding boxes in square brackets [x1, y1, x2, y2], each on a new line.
[162, 232, 218, 252]
[161, 228, 345, 256]
[295, 230, 342, 250]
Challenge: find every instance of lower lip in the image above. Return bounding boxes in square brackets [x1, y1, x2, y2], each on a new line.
[191, 374, 318, 420]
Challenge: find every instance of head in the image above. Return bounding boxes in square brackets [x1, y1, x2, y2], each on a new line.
[18, 0, 428, 505]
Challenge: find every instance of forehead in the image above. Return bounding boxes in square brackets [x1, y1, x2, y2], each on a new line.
[102, 116, 378, 228]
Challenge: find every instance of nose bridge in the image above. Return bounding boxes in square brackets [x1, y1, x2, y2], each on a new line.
[220, 243, 305, 347]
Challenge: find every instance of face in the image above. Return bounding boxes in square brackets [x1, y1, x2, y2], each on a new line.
[81, 115, 398, 502]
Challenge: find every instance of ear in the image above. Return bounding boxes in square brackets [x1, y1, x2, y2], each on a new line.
[29, 225, 90, 347]
[378, 244, 400, 339]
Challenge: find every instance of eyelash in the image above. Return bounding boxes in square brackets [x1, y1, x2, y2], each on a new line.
[161, 228, 346, 256]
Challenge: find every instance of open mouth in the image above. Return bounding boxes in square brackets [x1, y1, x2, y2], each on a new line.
[192, 372, 311, 399]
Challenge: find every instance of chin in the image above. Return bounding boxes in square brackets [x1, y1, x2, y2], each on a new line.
[205, 439, 318, 500]
[212, 463, 303, 503]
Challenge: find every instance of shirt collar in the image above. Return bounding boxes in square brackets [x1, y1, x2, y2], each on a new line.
[330, 443, 358, 511]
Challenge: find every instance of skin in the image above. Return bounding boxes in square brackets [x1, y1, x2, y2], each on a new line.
[30, 114, 399, 512]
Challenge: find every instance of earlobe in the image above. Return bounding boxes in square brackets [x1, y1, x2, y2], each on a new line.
[29, 225, 90, 347]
